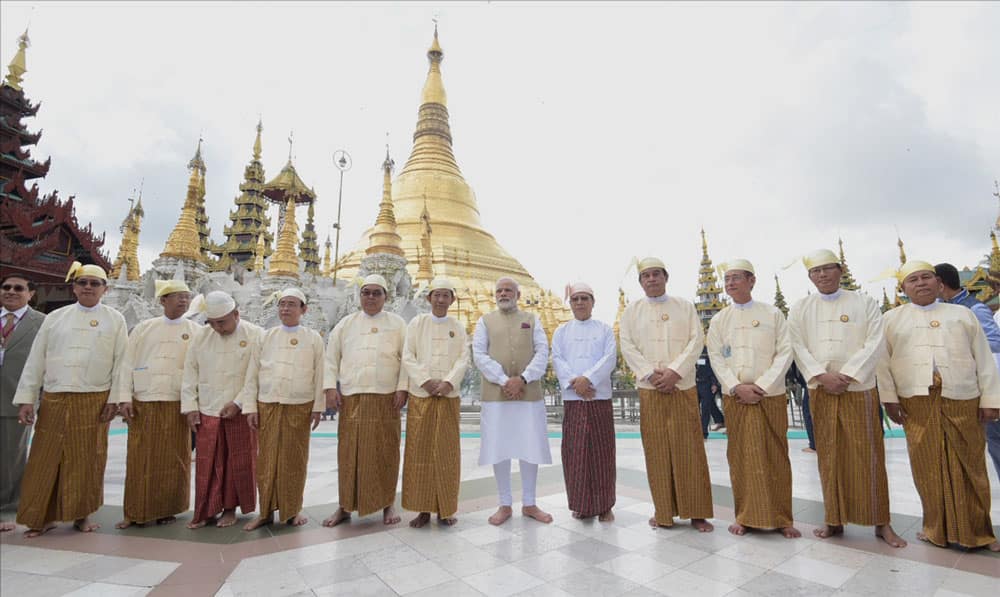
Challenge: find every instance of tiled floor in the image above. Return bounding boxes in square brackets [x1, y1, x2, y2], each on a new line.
[1, 420, 998, 596]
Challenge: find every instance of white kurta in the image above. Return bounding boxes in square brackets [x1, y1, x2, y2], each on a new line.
[551, 318, 617, 401]
[706, 300, 793, 396]
[237, 325, 325, 414]
[787, 289, 884, 392]
[324, 311, 407, 395]
[118, 316, 200, 403]
[878, 302, 1000, 408]
[181, 321, 264, 415]
[401, 313, 469, 398]
[473, 311, 551, 465]
[13, 302, 128, 404]
[619, 294, 703, 390]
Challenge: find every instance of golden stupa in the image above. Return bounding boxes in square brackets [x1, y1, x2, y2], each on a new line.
[335, 28, 538, 292]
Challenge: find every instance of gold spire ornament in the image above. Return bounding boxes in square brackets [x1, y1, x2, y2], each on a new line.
[366, 148, 405, 257]
[253, 234, 266, 272]
[837, 238, 860, 291]
[213, 121, 273, 270]
[694, 228, 727, 332]
[773, 275, 788, 317]
[322, 234, 332, 277]
[161, 153, 206, 261]
[111, 191, 144, 281]
[4, 29, 29, 91]
[268, 197, 300, 277]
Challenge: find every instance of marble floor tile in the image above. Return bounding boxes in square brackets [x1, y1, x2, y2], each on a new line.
[457, 524, 517, 547]
[462, 564, 546, 597]
[738, 570, 836, 596]
[0, 570, 90, 597]
[376, 560, 455, 595]
[556, 537, 630, 565]
[433, 546, 508, 577]
[226, 569, 310, 597]
[937, 569, 1000, 597]
[643, 568, 737, 597]
[715, 541, 792, 569]
[63, 583, 152, 597]
[772, 554, 857, 589]
[313, 574, 397, 597]
[407, 578, 486, 597]
[357, 544, 427, 574]
[551, 566, 640, 596]
[597, 553, 673, 585]
[796, 541, 876, 570]
[643, 539, 711, 568]
[58, 555, 149, 582]
[101, 560, 180, 587]
[511, 548, 592, 581]
[0, 545, 102, 575]
[681, 553, 767, 587]
[511, 584, 577, 597]
[297, 555, 373, 588]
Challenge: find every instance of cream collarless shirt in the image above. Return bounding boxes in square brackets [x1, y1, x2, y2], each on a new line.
[402, 312, 469, 398]
[181, 321, 264, 415]
[706, 300, 792, 396]
[118, 315, 200, 403]
[619, 293, 704, 390]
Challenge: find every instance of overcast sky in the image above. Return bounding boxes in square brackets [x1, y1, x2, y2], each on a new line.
[2, 1, 997, 323]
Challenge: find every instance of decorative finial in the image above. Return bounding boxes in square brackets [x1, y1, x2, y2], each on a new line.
[287, 130, 294, 163]
[253, 118, 263, 161]
[4, 27, 31, 91]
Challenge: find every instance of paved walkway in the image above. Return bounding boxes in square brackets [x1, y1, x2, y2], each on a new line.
[1, 420, 997, 596]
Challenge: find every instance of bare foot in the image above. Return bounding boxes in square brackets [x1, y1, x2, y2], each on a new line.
[286, 514, 308, 527]
[875, 524, 907, 548]
[0, 521, 15, 532]
[217, 510, 238, 528]
[813, 524, 844, 539]
[410, 513, 431, 528]
[801, 447, 816, 453]
[648, 516, 673, 528]
[438, 515, 457, 526]
[728, 522, 748, 536]
[383, 506, 401, 525]
[571, 511, 587, 520]
[987, 541, 1000, 552]
[322, 508, 350, 528]
[243, 514, 273, 531]
[156, 516, 176, 525]
[23, 524, 56, 538]
[780, 526, 802, 539]
[115, 519, 134, 530]
[522, 505, 553, 524]
[186, 519, 209, 529]
[598, 510, 614, 522]
[74, 517, 100, 533]
[489, 506, 513, 526]
[692, 518, 714, 533]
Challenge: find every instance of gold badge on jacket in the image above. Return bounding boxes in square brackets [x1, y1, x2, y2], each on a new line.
[239, 340, 248, 347]
[930, 320, 940, 328]
[371, 327, 378, 333]
[90, 320, 99, 327]
[840, 314, 849, 323]
[751, 320, 760, 327]
[290, 338, 299, 346]
[660, 314, 670, 321]
[182, 333, 190, 340]
[449, 331, 455, 338]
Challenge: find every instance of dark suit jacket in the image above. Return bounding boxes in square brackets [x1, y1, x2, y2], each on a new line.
[1, 307, 45, 417]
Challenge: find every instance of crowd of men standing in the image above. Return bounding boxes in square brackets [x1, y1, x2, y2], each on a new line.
[0, 249, 997, 554]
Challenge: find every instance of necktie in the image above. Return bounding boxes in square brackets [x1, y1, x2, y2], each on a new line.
[1, 313, 14, 348]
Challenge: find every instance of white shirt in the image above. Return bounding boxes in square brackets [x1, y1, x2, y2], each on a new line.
[181, 321, 264, 415]
[551, 318, 617, 400]
[472, 312, 549, 385]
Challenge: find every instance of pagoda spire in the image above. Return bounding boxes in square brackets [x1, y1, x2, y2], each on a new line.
[990, 230, 1000, 272]
[773, 275, 788, 317]
[892, 235, 910, 306]
[212, 121, 273, 270]
[110, 191, 144, 281]
[366, 148, 405, 257]
[177, 138, 213, 261]
[881, 288, 893, 313]
[415, 197, 434, 283]
[401, 26, 461, 177]
[837, 238, 860, 291]
[160, 162, 203, 261]
[4, 29, 29, 91]
[897, 236, 907, 266]
[268, 197, 299, 278]
[252, 234, 265, 272]
[694, 228, 727, 332]
[299, 202, 321, 274]
[322, 234, 333, 277]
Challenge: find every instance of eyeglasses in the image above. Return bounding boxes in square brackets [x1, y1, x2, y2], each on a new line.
[569, 295, 592, 303]
[1, 284, 28, 292]
[74, 279, 105, 287]
[360, 290, 384, 297]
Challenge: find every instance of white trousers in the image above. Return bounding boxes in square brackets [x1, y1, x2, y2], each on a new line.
[493, 460, 538, 507]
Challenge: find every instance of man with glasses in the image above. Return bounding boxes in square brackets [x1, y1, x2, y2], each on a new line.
[182, 291, 263, 529]
[474, 277, 553, 526]
[0, 274, 44, 532]
[400, 277, 469, 528]
[115, 280, 196, 529]
[552, 282, 618, 522]
[323, 274, 408, 527]
[707, 260, 798, 538]
[788, 249, 905, 547]
[240, 287, 325, 531]
[620, 258, 713, 531]
[13, 262, 126, 537]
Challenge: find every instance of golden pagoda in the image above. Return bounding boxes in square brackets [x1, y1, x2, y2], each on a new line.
[186, 139, 214, 262]
[837, 238, 860, 291]
[268, 197, 300, 278]
[212, 120, 274, 271]
[366, 149, 405, 257]
[252, 234, 266, 272]
[694, 229, 727, 332]
[334, 27, 537, 290]
[161, 152, 207, 262]
[110, 191, 143, 281]
[773, 275, 788, 317]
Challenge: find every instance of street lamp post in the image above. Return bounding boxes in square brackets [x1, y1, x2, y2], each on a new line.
[331, 149, 352, 284]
